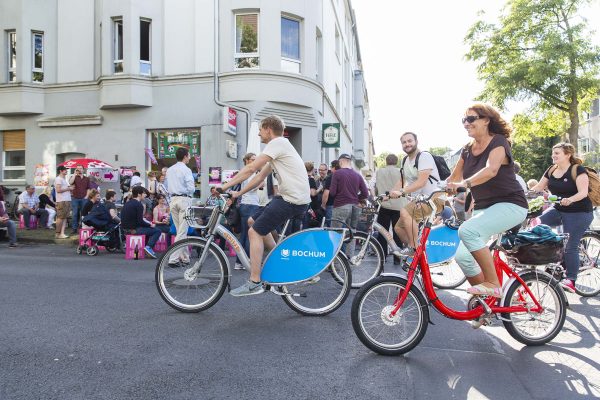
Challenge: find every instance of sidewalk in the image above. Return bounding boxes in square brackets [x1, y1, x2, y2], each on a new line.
[15, 226, 78, 246]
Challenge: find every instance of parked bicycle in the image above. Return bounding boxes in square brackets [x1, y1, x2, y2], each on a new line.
[155, 193, 352, 316]
[351, 188, 568, 356]
[344, 194, 466, 289]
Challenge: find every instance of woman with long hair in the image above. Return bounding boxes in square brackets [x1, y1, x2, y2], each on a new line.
[530, 142, 593, 292]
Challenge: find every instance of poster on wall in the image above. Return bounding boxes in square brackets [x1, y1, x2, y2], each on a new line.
[33, 164, 49, 188]
[156, 131, 200, 159]
[223, 107, 237, 136]
[222, 170, 238, 183]
[208, 167, 222, 185]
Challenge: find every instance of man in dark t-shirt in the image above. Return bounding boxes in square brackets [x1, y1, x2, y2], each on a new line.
[121, 186, 161, 258]
[320, 160, 339, 227]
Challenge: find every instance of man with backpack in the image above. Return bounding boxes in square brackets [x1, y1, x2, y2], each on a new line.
[390, 132, 449, 258]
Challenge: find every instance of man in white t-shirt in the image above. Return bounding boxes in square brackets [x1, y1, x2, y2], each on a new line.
[54, 165, 73, 239]
[390, 132, 445, 256]
[221, 115, 310, 296]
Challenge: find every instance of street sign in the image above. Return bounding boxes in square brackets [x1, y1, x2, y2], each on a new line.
[322, 123, 340, 148]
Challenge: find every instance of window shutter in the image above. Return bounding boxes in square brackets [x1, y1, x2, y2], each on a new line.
[3, 130, 25, 150]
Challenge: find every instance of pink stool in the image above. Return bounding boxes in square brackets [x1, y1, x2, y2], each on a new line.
[154, 233, 168, 252]
[19, 215, 38, 229]
[125, 234, 146, 259]
[79, 228, 94, 246]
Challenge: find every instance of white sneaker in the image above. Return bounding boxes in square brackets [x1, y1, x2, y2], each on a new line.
[234, 262, 245, 270]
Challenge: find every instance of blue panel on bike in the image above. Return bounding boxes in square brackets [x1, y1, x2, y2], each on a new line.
[261, 229, 343, 284]
[425, 225, 460, 265]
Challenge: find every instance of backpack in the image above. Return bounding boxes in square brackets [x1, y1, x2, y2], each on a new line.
[401, 151, 451, 185]
[549, 164, 600, 207]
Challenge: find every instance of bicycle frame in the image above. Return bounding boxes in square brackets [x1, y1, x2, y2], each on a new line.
[389, 193, 546, 321]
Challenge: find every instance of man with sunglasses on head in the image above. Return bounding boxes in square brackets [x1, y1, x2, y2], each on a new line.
[389, 132, 444, 258]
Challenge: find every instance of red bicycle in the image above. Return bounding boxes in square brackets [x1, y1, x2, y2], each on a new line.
[351, 189, 568, 356]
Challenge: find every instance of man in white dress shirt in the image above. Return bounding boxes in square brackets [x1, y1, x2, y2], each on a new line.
[166, 147, 195, 265]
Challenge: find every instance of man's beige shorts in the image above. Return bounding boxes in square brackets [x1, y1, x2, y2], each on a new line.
[396, 198, 445, 228]
[56, 201, 71, 219]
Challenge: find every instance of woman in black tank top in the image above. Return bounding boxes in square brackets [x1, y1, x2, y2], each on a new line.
[530, 142, 593, 292]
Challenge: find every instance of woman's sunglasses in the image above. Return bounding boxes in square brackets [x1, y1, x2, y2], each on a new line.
[462, 115, 482, 124]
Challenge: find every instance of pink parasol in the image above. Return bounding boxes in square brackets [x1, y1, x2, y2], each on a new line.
[58, 158, 114, 169]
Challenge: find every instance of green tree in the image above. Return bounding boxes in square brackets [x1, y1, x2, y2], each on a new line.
[428, 146, 452, 156]
[465, 0, 600, 144]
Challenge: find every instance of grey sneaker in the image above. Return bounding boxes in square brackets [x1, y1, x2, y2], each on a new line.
[392, 247, 415, 259]
[230, 280, 265, 297]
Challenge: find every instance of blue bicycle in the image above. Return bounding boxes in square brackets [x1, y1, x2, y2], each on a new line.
[155, 195, 352, 316]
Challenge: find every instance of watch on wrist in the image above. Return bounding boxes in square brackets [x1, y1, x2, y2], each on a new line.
[465, 179, 472, 189]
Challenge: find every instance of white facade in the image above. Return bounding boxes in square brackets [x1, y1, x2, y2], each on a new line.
[578, 97, 600, 156]
[0, 0, 373, 198]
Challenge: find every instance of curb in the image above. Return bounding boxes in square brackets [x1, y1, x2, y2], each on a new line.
[17, 237, 78, 246]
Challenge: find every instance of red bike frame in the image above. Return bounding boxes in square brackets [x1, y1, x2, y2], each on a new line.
[390, 208, 545, 321]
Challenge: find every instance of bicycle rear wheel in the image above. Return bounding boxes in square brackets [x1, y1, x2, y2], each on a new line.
[155, 238, 229, 313]
[351, 275, 429, 355]
[430, 259, 467, 289]
[280, 253, 352, 316]
[501, 271, 567, 346]
[576, 232, 600, 297]
[342, 231, 384, 288]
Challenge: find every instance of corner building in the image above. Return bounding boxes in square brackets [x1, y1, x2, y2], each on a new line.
[0, 0, 373, 198]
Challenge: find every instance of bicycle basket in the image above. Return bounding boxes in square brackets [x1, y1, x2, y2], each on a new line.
[358, 206, 377, 225]
[184, 206, 216, 229]
[505, 237, 566, 265]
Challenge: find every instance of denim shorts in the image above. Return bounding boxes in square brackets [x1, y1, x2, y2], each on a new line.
[251, 196, 308, 236]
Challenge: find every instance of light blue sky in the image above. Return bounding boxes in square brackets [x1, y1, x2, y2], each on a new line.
[352, 0, 600, 155]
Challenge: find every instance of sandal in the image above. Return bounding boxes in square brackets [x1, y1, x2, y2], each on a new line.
[467, 284, 502, 298]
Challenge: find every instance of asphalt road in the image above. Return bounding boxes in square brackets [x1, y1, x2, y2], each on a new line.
[1, 243, 599, 400]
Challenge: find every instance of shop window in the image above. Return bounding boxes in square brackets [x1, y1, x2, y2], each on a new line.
[235, 13, 259, 69]
[31, 31, 43, 82]
[7, 30, 16, 82]
[140, 19, 151, 75]
[113, 18, 123, 73]
[2, 130, 26, 181]
[281, 16, 300, 73]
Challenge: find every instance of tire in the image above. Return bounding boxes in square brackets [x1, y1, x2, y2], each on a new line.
[501, 270, 567, 346]
[155, 238, 229, 313]
[576, 233, 600, 297]
[430, 259, 467, 289]
[280, 252, 352, 316]
[338, 231, 384, 288]
[86, 246, 99, 256]
[351, 275, 429, 355]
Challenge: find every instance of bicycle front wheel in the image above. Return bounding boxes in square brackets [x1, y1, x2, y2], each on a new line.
[430, 259, 467, 289]
[351, 275, 429, 355]
[501, 271, 567, 346]
[576, 232, 600, 297]
[280, 253, 352, 316]
[342, 231, 384, 288]
[155, 238, 229, 313]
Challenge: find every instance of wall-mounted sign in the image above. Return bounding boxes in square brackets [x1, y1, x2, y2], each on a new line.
[322, 123, 340, 148]
[155, 130, 200, 159]
[223, 107, 237, 136]
[226, 139, 238, 159]
[33, 164, 49, 188]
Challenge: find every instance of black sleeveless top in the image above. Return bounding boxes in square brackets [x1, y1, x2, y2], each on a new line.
[461, 134, 528, 210]
[544, 165, 592, 213]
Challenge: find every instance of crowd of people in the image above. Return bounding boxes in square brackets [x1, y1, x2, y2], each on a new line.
[0, 110, 596, 296]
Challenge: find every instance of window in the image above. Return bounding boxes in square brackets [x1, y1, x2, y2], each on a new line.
[315, 28, 323, 83]
[281, 16, 300, 73]
[2, 131, 25, 181]
[335, 85, 340, 113]
[140, 19, 151, 75]
[235, 13, 259, 69]
[7, 31, 16, 82]
[113, 18, 123, 73]
[31, 32, 43, 82]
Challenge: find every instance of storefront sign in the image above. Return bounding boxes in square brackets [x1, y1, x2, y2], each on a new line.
[157, 131, 200, 159]
[223, 107, 237, 136]
[322, 123, 340, 148]
[33, 164, 49, 188]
